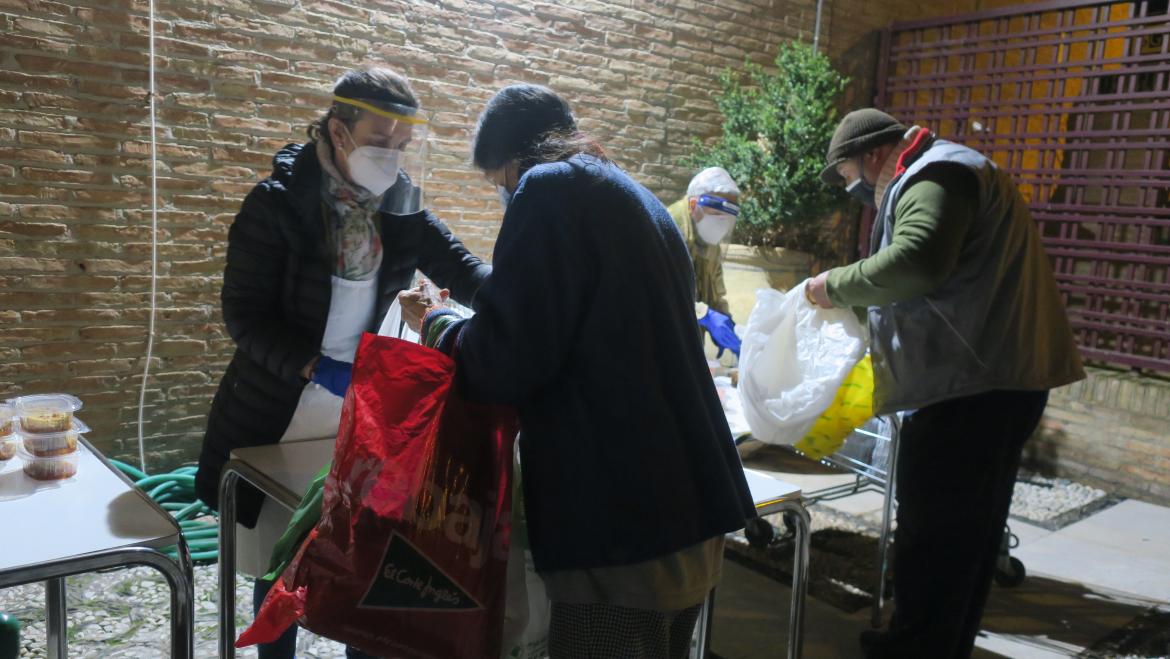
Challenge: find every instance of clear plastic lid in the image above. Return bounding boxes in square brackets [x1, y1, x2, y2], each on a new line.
[0, 435, 16, 461]
[17, 445, 80, 481]
[20, 418, 87, 456]
[14, 394, 83, 433]
[0, 402, 14, 435]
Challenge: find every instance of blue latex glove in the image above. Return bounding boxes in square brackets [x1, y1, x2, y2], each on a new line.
[311, 355, 352, 397]
[698, 309, 741, 358]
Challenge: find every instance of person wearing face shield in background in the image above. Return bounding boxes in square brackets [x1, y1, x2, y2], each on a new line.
[808, 109, 1084, 659]
[665, 167, 743, 359]
[194, 67, 490, 659]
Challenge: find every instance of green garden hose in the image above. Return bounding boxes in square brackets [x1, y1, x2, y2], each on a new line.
[110, 460, 219, 564]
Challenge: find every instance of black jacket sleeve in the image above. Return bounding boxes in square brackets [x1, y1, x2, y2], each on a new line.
[415, 211, 492, 307]
[221, 183, 320, 384]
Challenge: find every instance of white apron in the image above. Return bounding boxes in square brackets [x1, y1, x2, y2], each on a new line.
[235, 275, 377, 577]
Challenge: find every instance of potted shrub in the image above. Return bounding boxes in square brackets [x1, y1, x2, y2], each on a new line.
[686, 41, 849, 319]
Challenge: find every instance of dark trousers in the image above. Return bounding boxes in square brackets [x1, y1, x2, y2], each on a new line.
[870, 389, 1048, 659]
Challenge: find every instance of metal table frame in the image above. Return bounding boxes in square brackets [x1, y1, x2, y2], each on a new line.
[803, 417, 902, 628]
[694, 472, 811, 659]
[0, 438, 195, 659]
[219, 447, 810, 659]
[218, 454, 312, 659]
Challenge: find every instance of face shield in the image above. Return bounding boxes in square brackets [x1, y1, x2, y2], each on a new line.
[333, 96, 430, 214]
[694, 194, 740, 245]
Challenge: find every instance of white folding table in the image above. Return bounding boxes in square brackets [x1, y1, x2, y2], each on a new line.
[217, 442, 810, 659]
[0, 437, 194, 659]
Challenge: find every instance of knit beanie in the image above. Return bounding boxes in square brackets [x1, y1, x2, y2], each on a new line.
[820, 109, 908, 184]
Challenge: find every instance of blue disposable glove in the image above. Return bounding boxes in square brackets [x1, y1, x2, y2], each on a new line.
[698, 308, 741, 358]
[311, 355, 352, 397]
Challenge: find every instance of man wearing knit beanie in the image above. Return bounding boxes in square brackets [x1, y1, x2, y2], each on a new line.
[809, 109, 1085, 658]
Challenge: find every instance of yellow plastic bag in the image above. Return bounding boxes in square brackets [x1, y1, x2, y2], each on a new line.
[794, 355, 874, 460]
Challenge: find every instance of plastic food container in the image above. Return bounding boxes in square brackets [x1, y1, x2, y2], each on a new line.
[0, 434, 16, 462]
[20, 418, 88, 457]
[18, 446, 79, 481]
[14, 394, 83, 434]
[0, 402, 14, 436]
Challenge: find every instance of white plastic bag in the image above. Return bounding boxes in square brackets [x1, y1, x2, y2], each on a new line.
[500, 443, 550, 659]
[377, 297, 422, 342]
[738, 280, 868, 446]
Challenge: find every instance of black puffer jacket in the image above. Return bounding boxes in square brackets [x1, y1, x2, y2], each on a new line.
[195, 142, 490, 526]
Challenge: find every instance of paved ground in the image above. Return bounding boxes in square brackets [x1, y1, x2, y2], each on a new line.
[711, 448, 1170, 659]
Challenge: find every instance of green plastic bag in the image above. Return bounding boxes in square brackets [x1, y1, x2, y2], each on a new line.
[261, 463, 332, 582]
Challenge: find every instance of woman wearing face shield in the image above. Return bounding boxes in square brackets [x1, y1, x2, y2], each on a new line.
[194, 67, 489, 659]
[403, 85, 755, 658]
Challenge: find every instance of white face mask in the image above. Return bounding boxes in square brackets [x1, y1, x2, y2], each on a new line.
[339, 125, 401, 196]
[497, 185, 512, 211]
[695, 210, 736, 245]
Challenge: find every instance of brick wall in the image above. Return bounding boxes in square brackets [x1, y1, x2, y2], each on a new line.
[1030, 368, 1170, 504]
[2, 0, 825, 468]
[14, 0, 1142, 504]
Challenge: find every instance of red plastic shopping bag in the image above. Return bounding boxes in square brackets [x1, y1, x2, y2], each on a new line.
[237, 334, 519, 658]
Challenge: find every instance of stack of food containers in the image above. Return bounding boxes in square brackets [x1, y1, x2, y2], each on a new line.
[9, 394, 86, 480]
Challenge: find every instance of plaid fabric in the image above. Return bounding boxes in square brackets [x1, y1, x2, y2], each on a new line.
[548, 601, 702, 659]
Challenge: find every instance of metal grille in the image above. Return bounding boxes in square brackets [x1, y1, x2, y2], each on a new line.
[876, 0, 1170, 371]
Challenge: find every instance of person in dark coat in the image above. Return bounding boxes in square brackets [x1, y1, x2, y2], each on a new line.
[195, 67, 489, 659]
[404, 84, 756, 659]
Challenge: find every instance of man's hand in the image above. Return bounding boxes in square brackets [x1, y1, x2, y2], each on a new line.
[806, 272, 834, 309]
[398, 282, 449, 333]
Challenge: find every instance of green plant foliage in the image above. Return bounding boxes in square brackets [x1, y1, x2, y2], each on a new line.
[688, 42, 849, 255]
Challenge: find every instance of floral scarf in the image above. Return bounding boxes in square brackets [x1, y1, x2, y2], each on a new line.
[316, 141, 384, 281]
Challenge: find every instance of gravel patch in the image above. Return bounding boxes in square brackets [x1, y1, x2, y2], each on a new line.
[0, 564, 348, 658]
[1011, 472, 1116, 530]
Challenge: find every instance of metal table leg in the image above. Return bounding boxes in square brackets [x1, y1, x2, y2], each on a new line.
[695, 496, 810, 659]
[14, 546, 193, 659]
[777, 500, 811, 659]
[169, 538, 196, 659]
[45, 578, 66, 659]
[218, 469, 240, 659]
[872, 415, 901, 629]
[218, 461, 306, 658]
[121, 546, 196, 659]
[691, 588, 715, 658]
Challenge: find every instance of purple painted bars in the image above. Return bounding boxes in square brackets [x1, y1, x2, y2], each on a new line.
[873, 0, 1170, 371]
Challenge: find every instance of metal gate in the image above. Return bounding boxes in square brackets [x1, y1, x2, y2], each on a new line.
[876, 0, 1170, 372]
